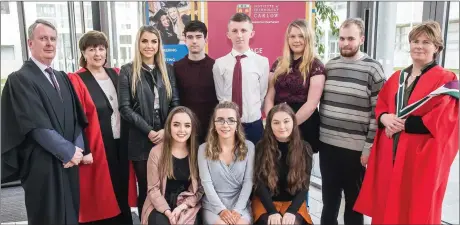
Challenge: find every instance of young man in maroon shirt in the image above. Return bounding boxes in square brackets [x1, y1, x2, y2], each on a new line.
[174, 20, 218, 143]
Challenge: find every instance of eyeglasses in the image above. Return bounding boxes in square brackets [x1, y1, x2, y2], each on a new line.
[214, 118, 237, 125]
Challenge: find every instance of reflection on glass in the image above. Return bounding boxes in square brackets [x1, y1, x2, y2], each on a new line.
[107, 2, 141, 68]
[445, 1, 459, 77]
[393, 2, 424, 71]
[317, 2, 348, 63]
[24, 2, 74, 72]
[442, 3, 459, 224]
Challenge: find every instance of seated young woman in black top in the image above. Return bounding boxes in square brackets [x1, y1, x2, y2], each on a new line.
[253, 103, 314, 225]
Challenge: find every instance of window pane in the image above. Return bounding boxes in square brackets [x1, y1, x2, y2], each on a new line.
[107, 2, 141, 67]
[1, 45, 16, 60]
[24, 2, 75, 72]
[1, 2, 23, 86]
[316, 2, 348, 63]
[445, 1, 459, 77]
[392, 2, 424, 71]
[83, 2, 93, 31]
[1, 1, 10, 14]
[442, 3, 459, 224]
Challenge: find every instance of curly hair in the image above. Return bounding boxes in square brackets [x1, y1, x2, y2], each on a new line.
[205, 101, 248, 161]
[254, 103, 312, 195]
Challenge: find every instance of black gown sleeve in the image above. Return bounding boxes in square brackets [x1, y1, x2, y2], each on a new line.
[2, 73, 55, 183]
[404, 116, 430, 134]
[378, 112, 388, 129]
[286, 189, 308, 214]
[81, 131, 91, 155]
[255, 185, 278, 215]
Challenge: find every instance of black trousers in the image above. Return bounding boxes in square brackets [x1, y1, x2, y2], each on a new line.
[132, 160, 148, 222]
[148, 210, 201, 225]
[319, 142, 365, 225]
[242, 118, 264, 146]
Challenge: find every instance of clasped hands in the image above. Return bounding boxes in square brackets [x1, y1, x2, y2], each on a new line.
[267, 212, 297, 225]
[380, 113, 406, 138]
[219, 209, 242, 225]
[63, 147, 89, 168]
[148, 129, 165, 144]
[164, 203, 188, 224]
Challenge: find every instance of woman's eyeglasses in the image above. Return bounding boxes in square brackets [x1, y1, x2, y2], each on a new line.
[214, 118, 237, 125]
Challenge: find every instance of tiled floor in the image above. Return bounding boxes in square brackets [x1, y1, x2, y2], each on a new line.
[2, 158, 458, 225]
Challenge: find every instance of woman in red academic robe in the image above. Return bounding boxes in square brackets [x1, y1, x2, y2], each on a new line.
[68, 30, 138, 224]
[354, 21, 459, 224]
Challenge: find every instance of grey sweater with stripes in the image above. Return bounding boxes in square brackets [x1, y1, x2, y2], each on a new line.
[319, 54, 385, 156]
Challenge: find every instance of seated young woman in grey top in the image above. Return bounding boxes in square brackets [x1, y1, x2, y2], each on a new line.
[198, 101, 255, 225]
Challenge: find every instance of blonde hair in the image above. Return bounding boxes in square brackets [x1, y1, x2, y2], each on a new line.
[205, 101, 248, 161]
[131, 25, 172, 99]
[408, 20, 444, 59]
[168, 7, 185, 40]
[273, 19, 316, 84]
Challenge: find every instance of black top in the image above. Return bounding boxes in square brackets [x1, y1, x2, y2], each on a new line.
[118, 62, 180, 161]
[77, 68, 119, 154]
[165, 155, 191, 208]
[256, 141, 307, 215]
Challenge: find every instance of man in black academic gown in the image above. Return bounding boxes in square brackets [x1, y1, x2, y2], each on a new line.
[1, 19, 88, 225]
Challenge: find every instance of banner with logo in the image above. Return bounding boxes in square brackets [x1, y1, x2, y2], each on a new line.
[205, 2, 312, 65]
[146, 1, 200, 63]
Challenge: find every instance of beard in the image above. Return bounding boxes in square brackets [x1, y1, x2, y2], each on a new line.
[340, 46, 359, 57]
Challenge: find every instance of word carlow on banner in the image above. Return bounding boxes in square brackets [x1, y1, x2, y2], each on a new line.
[206, 2, 309, 65]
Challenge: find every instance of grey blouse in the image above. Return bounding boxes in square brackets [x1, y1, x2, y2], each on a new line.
[197, 141, 255, 216]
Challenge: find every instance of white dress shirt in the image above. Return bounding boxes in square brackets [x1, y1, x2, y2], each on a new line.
[213, 49, 269, 123]
[30, 56, 56, 84]
[30, 56, 62, 91]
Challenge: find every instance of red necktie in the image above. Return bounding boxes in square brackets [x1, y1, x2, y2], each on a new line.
[232, 54, 246, 117]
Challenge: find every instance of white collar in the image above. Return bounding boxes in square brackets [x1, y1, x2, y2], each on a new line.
[230, 48, 253, 58]
[30, 56, 51, 72]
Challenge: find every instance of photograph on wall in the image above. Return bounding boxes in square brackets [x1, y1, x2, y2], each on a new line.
[146, 1, 199, 62]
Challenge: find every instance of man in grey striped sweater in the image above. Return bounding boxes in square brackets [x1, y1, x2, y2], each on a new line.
[318, 18, 385, 225]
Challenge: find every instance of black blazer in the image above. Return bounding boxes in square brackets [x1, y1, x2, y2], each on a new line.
[118, 62, 180, 160]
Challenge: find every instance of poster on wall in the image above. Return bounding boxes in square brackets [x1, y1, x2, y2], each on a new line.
[146, 1, 199, 63]
[206, 2, 311, 65]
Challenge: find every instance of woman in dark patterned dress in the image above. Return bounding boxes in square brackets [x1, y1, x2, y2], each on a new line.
[264, 19, 326, 153]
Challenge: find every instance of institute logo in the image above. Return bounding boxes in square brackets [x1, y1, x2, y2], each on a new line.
[236, 4, 251, 16]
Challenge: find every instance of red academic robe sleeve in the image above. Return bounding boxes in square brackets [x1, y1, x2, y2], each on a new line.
[354, 66, 459, 224]
[68, 72, 121, 222]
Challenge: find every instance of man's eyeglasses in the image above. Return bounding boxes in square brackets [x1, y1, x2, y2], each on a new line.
[214, 118, 237, 125]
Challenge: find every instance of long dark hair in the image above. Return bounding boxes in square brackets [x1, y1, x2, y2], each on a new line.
[254, 103, 312, 195]
[158, 106, 199, 182]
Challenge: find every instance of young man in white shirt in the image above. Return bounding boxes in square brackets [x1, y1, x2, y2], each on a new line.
[212, 12, 269, 145]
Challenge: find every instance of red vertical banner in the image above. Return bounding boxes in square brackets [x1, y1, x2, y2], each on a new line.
[206, 2, 307, 65]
